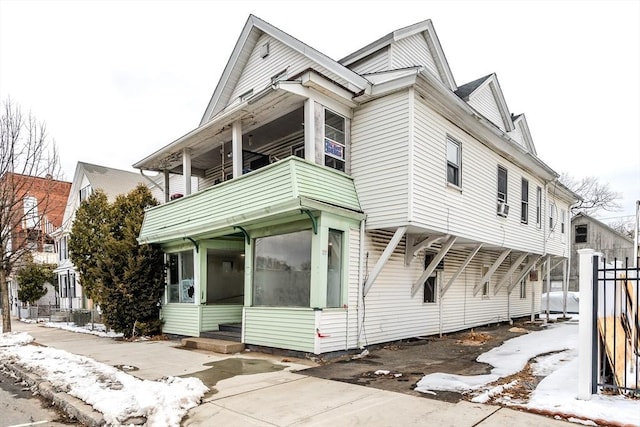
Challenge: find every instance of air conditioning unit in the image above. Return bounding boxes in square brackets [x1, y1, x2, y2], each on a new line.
[497, 202, 510, 217]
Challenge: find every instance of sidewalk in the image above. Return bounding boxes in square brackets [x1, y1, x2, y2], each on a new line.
[10, 321, 573, 426]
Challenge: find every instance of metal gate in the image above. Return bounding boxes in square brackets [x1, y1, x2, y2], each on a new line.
[593, 256, 639, 395]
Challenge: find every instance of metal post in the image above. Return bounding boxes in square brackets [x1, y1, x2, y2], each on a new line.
[577, 248, 595, 400]
[634, 200, 639, 268]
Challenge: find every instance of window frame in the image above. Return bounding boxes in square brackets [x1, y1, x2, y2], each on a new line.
[446, 136, 461, 187]
[575, 224, 588, 243]
[519, 278, 527, 299]
[549, 202, 556, 230]
[497, 166, 508, 204]
[323, 109, 346, 172]
[326, 229, 344, 308]
[536, 186, 542, 228]
[167, 250, 195, 304]
[252, 229, 313, 307]
[521, 178, 529, 224]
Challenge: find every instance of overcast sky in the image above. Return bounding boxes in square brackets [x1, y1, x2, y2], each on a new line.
[0, 0, 638, 218]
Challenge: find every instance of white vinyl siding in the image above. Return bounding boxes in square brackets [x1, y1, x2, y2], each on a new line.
[467, 83, 507, 131]
[360, 230, 543, 346]
[351, 90, 410, 229]
[228, 34, 348, 108]
[347, 47, 390, 74]
[390, 34, 439, 78]
[412, 93, 558, 255]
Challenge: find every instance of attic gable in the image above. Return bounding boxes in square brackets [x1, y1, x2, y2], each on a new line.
[508, 114, 537, 155]
[200, 15, 370, 125]
[340, 19, 456, 91]
[455, 73, 514, 132]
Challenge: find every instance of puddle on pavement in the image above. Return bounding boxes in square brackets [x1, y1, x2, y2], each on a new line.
[180, 358, 285, 396]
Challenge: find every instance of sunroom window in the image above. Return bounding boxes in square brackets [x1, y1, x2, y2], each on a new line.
[167, 250, 195, 303]
[253, 230, 312, 307]
[324, 109, 346, 172]
[326, 229, 343, 307]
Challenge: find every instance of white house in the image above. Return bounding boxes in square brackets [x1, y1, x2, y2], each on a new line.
[54, 162, 196, 311]
[134, 16, 578, 354]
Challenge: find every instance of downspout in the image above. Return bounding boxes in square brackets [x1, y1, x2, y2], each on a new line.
[357, 217, 366, 348]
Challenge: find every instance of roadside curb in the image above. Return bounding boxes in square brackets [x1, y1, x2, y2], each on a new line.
[4, 361, 105, 427]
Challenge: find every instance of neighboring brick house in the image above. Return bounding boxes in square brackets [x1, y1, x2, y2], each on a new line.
[0, 173, 71, 315]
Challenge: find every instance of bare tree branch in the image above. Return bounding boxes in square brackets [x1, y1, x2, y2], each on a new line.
[560, 172, 621, 216]
[0, 97, 63, 332]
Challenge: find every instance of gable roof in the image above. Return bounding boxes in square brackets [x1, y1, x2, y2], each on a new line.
[455, 73, 514, 132]
[339, 19, 456, 91]
[200, 15, 370, 125]
[572, 212, 634, 243]
[78, 162, 145, 201]
[510, 113, 537, 155]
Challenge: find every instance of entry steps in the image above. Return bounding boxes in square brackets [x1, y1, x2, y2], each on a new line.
[181, 323, 244, 354]
[181, 337, 245, 354]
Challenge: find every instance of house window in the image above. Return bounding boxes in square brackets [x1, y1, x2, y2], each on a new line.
[549, 202, 556, 230]
[59, 236, 68, 261]
[446, 136, 461, 187]
[79, 185, 92, 202]
[23, 195, 38, 229]
[253, 230, 312, 307]
[521, 178, 529, 224]
[326, 229, 343, 307]
[60, 274, 67, 298]
[424, 276, 437, 303]
[292, 143, 305, 158]
[536, 186, 542, 228]
[497, 166, 508, 203]
[519, 279, 527, 299]
[167, 250, 195, 303]
[324, 109, 346, 172]
[481, 265, 490, 297]
[575, 224, 588, 243]
[561, 209, 566, 234]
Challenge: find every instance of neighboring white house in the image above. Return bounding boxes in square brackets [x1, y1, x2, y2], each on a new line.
[134, 16, 579, 354]
[53, 162, 196, 311]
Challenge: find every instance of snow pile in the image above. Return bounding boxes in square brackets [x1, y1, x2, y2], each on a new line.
[415, 323, 577, 393]
[0, 336, 207, 426]
[527, 355, 640, 426]
[0, 332, 34, 347]
[41, 321, 124, 338]
[415, 322, 640, 426]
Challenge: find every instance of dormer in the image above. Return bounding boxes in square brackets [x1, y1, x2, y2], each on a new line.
[455, 73, 513, 133]
[508, 113, 537, 155]
[340, 19, 456, 92]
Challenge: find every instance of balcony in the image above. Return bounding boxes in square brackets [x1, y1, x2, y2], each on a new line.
[139, 157, 362, 245]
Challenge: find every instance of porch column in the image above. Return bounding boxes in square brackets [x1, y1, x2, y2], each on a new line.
[232, 120, 243, 178]
[304, 98, 316, 163]
[183, 148, 192, 196]
[163, 169, 170, 203]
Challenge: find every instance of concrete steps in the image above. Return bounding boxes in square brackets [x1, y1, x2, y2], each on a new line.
[181, 337, 245, 354]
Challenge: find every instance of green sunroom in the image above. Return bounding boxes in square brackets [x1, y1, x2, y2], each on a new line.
[138, 157, 364, 353]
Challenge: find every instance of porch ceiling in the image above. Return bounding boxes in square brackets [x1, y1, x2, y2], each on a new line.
[138, 157, 363, 245]
[134, 88, 306, 173]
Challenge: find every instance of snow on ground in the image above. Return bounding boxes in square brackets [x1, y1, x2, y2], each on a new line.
[21, 318, 124, 338]
[0, 332, 207, 426]
[415, 321, 640, 426]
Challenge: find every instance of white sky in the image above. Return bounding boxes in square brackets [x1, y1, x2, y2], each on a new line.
[1, 0, 638, 217]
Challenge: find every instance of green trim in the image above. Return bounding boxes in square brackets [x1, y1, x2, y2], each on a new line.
[300, 209, 318, 234]
[234, 226, 251, 245]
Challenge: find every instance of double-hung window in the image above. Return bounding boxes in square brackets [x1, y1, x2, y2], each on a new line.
[536, 186, 542, 228]
[324, 109, 346, 172]
[497, 166, 508, 204]
[521, 178, 529, 224]
[549, 202, 556, 230]
[446, 136, 461, 187]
